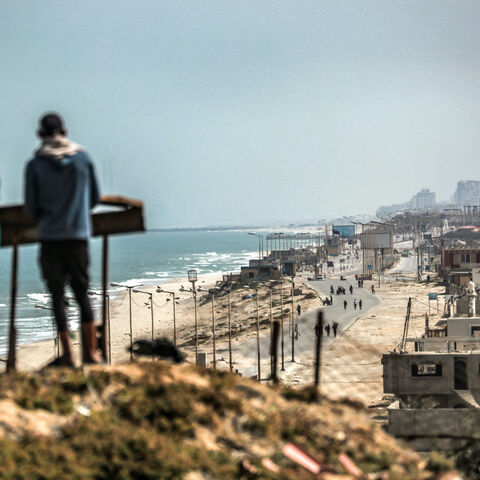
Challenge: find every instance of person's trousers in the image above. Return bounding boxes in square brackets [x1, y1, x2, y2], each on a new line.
[40, 240, 94, 332]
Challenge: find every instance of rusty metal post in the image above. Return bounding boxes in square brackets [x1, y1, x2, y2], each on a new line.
[271, 320, 280, 383]
[7, 241, 19, 373]
[100, 234, 109, 362]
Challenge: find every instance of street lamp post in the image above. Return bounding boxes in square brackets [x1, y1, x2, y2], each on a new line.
[268, 282, 274, 376]
[133, 289, 155, 361]
[88, 291, 112, 364]
[156, 287, 177, 345]
[280, 280, 285, 371]
[291, 277, 295, 362]
[209, 288, 220, 369]
[110, 282, 143, 361]
[188, 269, 198, 364]
[248, 232, 263, 265]
[255, 284, 261, 381]
[227, 289, 233, 372]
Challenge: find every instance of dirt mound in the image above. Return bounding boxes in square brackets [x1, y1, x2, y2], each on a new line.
[0, 362, 459, 479]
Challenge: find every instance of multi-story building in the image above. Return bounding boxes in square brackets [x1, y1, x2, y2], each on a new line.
[382, 282, 480, 450]
[454, 180, 480, 206]
[411, 188, 436, 210]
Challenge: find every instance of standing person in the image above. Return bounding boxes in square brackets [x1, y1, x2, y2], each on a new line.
[25, 112, 102, 366]
[325, 323, 331, 336]
[329, 294, 333, 305]
[297, 304, 301, 317]
[371, 284, 375, 295]
[343, 299, 347, 310]
[332, 322, 338, 337]
[349, 285, 353, 295]
[353, 298, 357, 310]
[359, 299, 363, 310]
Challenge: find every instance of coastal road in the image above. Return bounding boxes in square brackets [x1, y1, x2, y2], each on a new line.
[229, 274, 380, 380]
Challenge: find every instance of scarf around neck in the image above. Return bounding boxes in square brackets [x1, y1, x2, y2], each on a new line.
[35, 134, 83, 159]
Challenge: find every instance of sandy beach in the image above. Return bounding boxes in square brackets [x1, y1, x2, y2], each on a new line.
[9, 271, 323, 372]
[7, 255, 442, 413]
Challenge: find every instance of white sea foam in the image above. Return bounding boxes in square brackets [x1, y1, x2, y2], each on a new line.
[0, 304, 6, 307]
[26, 293, 50, 304]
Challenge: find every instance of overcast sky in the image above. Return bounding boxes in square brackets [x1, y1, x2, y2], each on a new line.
[1, 1, 479, 227]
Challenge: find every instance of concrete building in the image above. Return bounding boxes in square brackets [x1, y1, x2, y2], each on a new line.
[383, 282, 480, 450]
[411, 188, 436, 210]
[440, 246, 480, 285]
[376, 188, 436, 216]
[454, 180, 480, 206]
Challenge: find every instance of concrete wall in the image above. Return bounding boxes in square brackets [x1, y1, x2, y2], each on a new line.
[388, 403, 480, 440]
[447, 317, 480, 336]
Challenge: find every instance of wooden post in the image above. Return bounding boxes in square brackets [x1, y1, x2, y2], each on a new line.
[100, 234, 109, 362]
[7, 242, 19, 373]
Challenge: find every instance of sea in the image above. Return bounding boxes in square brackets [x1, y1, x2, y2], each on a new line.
[0, 230, 258, 355]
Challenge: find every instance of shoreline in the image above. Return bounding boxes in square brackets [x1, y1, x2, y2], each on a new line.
[2, 271, 225, 371]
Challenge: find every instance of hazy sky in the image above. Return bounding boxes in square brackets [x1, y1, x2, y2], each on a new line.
[1, 1, 480, 227]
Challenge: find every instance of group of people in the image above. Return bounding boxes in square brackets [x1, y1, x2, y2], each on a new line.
[332, 285, 347, 295]
[314, 320, 339, 337]
[343, 299, 362, 310]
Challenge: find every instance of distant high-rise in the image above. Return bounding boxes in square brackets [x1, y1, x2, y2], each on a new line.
[454, 180, 480, 206]
[376, 188, 436, 216]
[411, 188, 436, 210]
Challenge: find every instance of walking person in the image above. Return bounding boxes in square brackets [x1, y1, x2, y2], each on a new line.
[332, 322, 338, 337]
[25, 112, 102, 366]
[297, 304, 301, 317]
[353, 298, 357, 310]
[349, 285, 353, 295]
[359, 299, 363, 310]
[343, 299, 347, 310]
[325, 323, 331, 337]
[371, 284, 375, 295]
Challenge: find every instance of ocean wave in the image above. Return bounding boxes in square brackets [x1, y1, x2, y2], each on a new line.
[26, 293, 50, 304]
